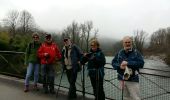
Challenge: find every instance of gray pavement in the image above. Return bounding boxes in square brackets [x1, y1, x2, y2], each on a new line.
[0, 75, 93, 100]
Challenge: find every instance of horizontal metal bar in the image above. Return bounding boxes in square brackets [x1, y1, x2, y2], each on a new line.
[0, 51, 25, 54]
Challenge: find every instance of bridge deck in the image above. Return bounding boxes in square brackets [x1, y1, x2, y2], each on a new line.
[0, 75, 93, 100]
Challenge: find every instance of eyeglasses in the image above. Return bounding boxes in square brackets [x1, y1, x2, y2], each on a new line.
[64, 38, 68, 42]
[124, 41, 131, 43]
[46, 36, 51, 40]
[91, 44, 96, 47]
[33, 36, 39, 39]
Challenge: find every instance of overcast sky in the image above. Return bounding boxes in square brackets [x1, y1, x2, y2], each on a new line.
[0, 0, 170, 39]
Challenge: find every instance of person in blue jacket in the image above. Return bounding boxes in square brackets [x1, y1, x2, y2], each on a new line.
[82, 39, 106, 100]
[112, 36, 144, 100]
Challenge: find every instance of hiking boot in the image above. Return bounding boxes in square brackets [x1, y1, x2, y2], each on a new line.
[24, 85, 29, 92]
[44, 89, 49, 94]
[33, 84, 39, 91]
[68, 93, 77, 99]
[50, 89, 55, 94]
[43, 87, 49, 94]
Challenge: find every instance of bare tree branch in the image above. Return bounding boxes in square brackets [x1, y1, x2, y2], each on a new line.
[3, 10, 19, 38]
[18, 10, 36, 34]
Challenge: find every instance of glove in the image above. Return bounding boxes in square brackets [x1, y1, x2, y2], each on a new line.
[62, 65, 67, 71]
[80, 56, 88, 65]
[86, 52, 93, 58]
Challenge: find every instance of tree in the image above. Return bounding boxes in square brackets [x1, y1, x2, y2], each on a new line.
[3, 10, 19, 38]
[85, 21, 93, 52]
[165, 27, 170, 65]
[93, 29, 99, 39]
[70, 21, 80, 44]
[61, 21, 80, 44]
[61, 21, 97, 52]
[133, 30, 148, 54]
[79, 23, 87, 50]
[149, 28, 167, 53]
[18, 10, 36, 34]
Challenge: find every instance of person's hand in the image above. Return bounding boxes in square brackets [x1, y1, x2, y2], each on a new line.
[121, 61, 128, 66]
[83, 53, 88, 57]
[120, 65, 126, 70]
[80, 54, 89, 65]
[84, 52, 93, 58]
[44, 53, 49, 56]
[120, 61, 128, 70]
[78, 61, 81, 64]
[44, 53, 50, 58]
[24, 62, 28, 68]
[62, 64, 67, 71]
[24, 62, 27, 66]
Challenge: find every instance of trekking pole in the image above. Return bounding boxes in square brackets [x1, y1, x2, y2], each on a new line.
[56, 67, 65, 97]
[96, 68, 99, 100]
[82, 64, 85, 98]
[121, 76, 125, 100]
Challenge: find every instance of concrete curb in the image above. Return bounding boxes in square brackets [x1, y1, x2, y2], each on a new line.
[0, 74, 24, 87]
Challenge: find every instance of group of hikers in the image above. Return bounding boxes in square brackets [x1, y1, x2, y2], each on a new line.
[24, 32, 144, 100]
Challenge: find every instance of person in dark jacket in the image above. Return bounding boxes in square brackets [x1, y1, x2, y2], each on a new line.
[24, 32, 41, 92]
[61, 38, 82, 99]
[82, 39, 106, 100]
[38, 34, 62, 94]
[112, 36, 144, 100]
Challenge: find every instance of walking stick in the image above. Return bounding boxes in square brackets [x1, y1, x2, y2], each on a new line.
[96, 68, 99, 100]
[121, 76, 125, 100]
[82, 64, 85, 98]
[56, 67, 65, 97]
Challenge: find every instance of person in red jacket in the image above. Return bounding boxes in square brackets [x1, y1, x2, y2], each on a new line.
[38, 34, 61, 94]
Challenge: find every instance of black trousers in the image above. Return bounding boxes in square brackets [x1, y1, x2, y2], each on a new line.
[66, 68, 78, 98]
[41, 64, 55, 92]
[90, 70, 105, 100]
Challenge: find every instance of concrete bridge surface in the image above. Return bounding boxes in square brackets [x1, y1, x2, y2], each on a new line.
[0, 75, 93, 100]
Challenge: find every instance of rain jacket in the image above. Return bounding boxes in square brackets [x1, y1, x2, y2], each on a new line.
[38, 42, 61, 64]
[61, 44, 82, 72]
[86, 48, 106, 78]
[112, 49, 144, 82]
[25, 41, 41, 64]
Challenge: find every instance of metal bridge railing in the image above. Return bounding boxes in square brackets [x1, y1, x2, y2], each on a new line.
[0, 51, 170, 100]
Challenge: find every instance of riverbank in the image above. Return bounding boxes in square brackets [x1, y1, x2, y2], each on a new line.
[144, 55, 166, 63]
[144, 53, 170, 65]
[144, 51, 170, 66]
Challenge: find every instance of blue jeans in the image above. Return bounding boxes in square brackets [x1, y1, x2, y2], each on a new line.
[25, 63, 40, 86]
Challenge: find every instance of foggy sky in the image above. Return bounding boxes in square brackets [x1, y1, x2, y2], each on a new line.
[0, 0, 170, 39]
